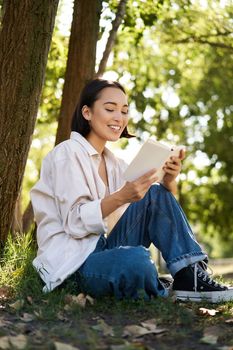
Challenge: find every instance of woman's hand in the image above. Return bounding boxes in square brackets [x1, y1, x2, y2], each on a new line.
[118, 169, 158, 204]
[101, 169, 158, 218]
[162, 149, 185, 194]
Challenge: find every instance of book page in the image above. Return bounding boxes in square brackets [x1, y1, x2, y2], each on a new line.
[123, 139, 183, 182]
[123, 139, 171, 181]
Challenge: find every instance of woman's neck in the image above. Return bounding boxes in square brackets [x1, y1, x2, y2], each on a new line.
[86, 134, 106, 154]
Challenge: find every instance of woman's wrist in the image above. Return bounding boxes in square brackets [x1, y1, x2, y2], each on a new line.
[113, 189, 128, 206]
[161, 180, 177, 195]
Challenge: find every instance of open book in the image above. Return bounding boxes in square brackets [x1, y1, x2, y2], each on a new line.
[123, 138, 184, 182]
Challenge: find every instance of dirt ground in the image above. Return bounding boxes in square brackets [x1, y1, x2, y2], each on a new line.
[0, 266, 233, 350]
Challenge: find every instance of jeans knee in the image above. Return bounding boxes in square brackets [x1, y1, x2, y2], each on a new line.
[119, 246, 155, 277]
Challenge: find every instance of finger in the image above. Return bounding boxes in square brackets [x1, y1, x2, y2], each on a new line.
[179, 149, 186, 160]
[165, 160, 180, 170]
[163, 168, 178, 176]
[170, 155, 181, 164]
[139, 174, 158, 187]
[136, 168, 157, 182]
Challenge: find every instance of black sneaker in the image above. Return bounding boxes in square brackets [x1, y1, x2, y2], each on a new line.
[173, 262, 233, 303]
[159, 276, 173, 290]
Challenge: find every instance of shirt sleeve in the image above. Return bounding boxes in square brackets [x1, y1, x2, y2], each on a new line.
[52, 153, 107, 238]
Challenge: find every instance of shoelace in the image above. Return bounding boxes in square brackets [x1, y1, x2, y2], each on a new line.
[193, 262, 225, 292]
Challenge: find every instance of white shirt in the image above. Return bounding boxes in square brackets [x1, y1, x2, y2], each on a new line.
[31, 132, 129, 292]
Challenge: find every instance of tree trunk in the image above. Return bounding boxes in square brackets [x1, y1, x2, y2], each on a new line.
[22, 201, 34, 234]
[0, 1, 59, 249]
[12, 194, 23, 234]
[55, 0, 102, 145]
[96, 0, 128, 77]
[22, 0, 102, 232]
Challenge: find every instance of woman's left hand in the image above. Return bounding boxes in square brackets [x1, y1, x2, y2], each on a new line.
[162, 149, 185, 194]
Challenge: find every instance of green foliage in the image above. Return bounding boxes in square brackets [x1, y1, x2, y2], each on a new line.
[107, 0, 233, 254]
[0, 231, 37, 290]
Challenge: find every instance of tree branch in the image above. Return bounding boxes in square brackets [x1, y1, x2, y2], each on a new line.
[96, 0, 128, 77]
[174, 37, 233, 51]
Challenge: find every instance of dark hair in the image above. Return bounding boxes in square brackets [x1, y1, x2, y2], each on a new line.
[71, 78, 133, 138]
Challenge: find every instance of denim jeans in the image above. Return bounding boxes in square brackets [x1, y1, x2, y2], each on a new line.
[74, 184, 207, 299]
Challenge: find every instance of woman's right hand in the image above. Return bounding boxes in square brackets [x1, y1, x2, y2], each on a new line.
[118, 169, 158, 203]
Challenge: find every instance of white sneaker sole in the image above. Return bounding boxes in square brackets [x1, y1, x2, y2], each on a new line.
[173, 288, 233, 303]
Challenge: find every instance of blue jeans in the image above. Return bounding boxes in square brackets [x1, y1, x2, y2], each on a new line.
[74, 184, 207, 299]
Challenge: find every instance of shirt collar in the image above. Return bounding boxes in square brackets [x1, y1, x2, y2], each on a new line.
[70, 131, 112, 158]
[70, 131, 99, 156]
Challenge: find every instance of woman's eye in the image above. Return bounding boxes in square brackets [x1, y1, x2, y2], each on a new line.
[106, 109, 114, 112]
[122, 111, 128, 115]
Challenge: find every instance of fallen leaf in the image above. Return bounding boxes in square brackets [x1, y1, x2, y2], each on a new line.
[20, 313, 35, 322]
[92, 319, 114, 336]
[64, 304, 72, 312]
[201, 334, 218, 345]
[123, 323, 167, 338]
[110, 343, 131, 350]
[198, 307, 219, 316]
[75, 293, 87, 308]
[57, 311, 69, 322]
[0, 336, 9, 349]
[34, 310, 43, 318]
[0, 317, 13, 328]
[64, 293, 94, 308]
[225, 318, 233, 324]
[140, 318, 167, 333]
[8, 299, 24, 310]
[54, 341, 80, 350]
[8, 334, 27, 349]
[86, 295, 94, 305]
[200, 326, 219, 345]
[0, 286, 13, 301]
[64, 293, 86, 307]
[15, 322, 32, 334]
[26, 296, 33, 305]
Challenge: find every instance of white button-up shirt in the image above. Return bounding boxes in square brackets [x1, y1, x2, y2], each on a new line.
[31, 132, 129, 292]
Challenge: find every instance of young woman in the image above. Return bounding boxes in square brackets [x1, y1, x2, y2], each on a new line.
[31, 78, 233, 302]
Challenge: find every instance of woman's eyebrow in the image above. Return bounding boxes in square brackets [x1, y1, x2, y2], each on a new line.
[103, 101, 128, 107]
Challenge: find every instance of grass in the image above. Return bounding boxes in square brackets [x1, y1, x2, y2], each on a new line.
[0, 232, 233, 350]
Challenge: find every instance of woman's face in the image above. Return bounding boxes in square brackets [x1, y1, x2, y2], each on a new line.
[83, 87, 129, 147]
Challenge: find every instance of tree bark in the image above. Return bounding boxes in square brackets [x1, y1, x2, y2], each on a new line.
[96, 0, 128, 77]
[55, 0, 102, 145]
[22, 201, 34, 234]
[0, 1, 59, 248]
[22, 0, 102, 232]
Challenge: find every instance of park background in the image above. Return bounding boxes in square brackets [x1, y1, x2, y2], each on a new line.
[0, 2, 233, 350]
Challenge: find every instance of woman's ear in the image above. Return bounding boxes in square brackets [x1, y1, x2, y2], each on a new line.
[82, 105, 91, 121]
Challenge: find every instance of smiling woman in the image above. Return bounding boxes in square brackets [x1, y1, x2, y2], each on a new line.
[30, 78, 233, 303]
[71, 79, 132, 142]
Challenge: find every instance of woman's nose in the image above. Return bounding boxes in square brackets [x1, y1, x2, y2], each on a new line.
[113, 111, 122, 121]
